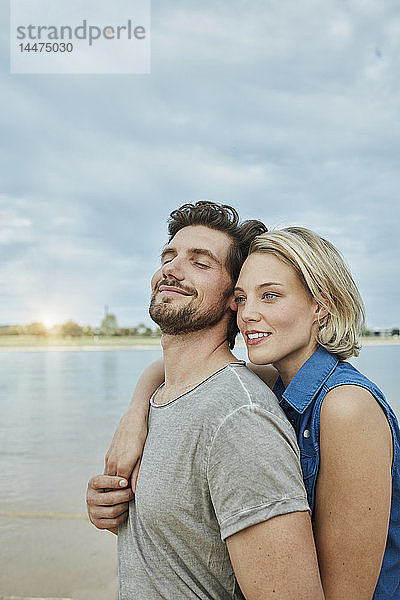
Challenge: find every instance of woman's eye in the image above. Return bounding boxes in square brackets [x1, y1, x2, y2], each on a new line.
[195, 262, 210, 268]
[263, 293, 277, 300]
[234, 296, 246, 304]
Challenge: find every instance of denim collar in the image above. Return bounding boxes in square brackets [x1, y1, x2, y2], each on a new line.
[275, 346, 339, 414]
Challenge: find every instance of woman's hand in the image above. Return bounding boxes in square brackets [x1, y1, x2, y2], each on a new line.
[86, 474, 134, 534]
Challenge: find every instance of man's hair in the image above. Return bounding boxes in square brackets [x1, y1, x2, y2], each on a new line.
[250, 227, 365, 360]
[167, 201, 267, 348]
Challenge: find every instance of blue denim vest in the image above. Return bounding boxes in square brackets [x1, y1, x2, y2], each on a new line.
[273, 346, 400, 599]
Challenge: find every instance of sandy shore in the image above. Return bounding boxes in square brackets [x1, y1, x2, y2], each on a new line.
[0, 517, 118, 600]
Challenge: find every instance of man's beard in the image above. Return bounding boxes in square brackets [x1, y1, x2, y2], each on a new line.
[149, 282, 230, 336]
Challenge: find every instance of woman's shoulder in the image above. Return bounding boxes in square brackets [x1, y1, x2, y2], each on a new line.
[319, 385, 394, 488]
[246, 363, 278, 388]
[325, 359, 383, 396]
[322, 358, 386, 426]
[320, 361, 399, 456]
[322, 383, 386, 425]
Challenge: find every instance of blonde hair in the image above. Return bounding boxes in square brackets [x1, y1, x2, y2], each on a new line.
[249, 227, 365, 360]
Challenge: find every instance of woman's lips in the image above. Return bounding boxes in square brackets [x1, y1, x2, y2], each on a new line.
[245, 331, 271, 345]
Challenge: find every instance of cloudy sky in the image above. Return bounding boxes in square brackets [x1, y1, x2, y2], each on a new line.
[1, 0, 399, 330]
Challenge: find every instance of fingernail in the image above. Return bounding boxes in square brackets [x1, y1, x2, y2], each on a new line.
[119, 479, 127, 487]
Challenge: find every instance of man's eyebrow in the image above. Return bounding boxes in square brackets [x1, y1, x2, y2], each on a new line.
[160, 247, 176, 260]
[160, 247, 222, 265]
[191, 248, 222, 265]
[234, 282, 283, 292]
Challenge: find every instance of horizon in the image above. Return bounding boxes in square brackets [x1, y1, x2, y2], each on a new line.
[1, 318, 398, 334]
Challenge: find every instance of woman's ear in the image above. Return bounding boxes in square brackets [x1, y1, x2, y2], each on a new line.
[314, 302, 329, 324]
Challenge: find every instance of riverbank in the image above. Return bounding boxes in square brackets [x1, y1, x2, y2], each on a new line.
[0, 334, 398, 351]
[0, 335, 162, 351]
[361, 337, 400, 346]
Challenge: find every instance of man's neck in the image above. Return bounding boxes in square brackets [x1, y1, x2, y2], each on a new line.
[157, 328, 238, 405]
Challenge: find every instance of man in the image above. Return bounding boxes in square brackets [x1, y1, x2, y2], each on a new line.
[87, 202, 324, 599]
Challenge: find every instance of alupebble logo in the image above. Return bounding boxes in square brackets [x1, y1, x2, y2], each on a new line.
[16, 19, 147, 46]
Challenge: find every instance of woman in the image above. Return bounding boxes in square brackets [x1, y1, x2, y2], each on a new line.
[232, 227, 399, 599]
[100, 227, 399, 599]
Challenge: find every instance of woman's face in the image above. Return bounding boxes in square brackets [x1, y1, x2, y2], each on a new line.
[234, 252, 321, 383]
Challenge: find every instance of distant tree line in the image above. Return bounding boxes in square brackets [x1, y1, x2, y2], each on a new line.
[362, 327, 400, 338]
[0, 313, 161, 338]
[0, 316, 398, 339]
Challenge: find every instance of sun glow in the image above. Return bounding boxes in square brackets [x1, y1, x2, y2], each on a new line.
[41, 314, 59, 330]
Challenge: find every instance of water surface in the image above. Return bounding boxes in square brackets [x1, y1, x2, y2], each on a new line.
[0, 344, 399, 515]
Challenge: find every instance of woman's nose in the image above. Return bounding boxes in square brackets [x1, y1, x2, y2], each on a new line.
[240, 301, 261, 323]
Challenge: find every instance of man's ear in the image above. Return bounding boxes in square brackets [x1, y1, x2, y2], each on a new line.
[229, 297, 238, 312]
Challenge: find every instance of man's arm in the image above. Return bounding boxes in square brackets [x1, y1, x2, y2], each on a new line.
[227, 511, 324, 599]
[104, 358, 165, 486]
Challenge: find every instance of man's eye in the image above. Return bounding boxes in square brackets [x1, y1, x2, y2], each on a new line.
[263, 293, 277, 300]
[195, 262, 210, 268]
[234, 296, 246, 304]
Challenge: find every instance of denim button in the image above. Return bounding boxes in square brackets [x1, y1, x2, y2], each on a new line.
[303, 429, 311, 438]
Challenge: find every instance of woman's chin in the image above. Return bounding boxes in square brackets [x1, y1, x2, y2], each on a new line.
[246, 345, 272, 365]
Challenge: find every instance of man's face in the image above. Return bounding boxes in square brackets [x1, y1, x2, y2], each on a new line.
[149, 225, 234, 336]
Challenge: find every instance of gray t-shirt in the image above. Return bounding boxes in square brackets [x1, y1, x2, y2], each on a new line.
[118, 362, 309, 599]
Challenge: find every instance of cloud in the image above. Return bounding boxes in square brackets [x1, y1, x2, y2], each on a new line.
[0, 0, 399, 327]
